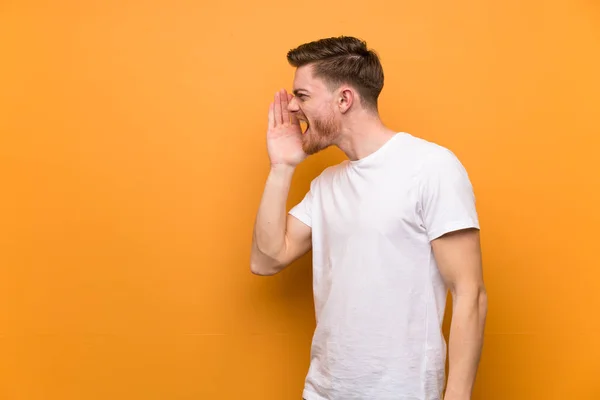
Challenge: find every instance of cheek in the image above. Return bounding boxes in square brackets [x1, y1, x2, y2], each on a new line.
[306, 107, 325, 120]
[300, 104, 312, 115]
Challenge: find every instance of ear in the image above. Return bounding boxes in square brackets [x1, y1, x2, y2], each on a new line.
[337, 87, 355, 114]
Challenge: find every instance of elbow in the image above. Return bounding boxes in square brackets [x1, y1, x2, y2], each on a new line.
[452, 283, 488, 310]
[472, 283, 487, 306]
[249, 253, 285, 276]
[250, 264, 266, 275]
[465, 284, 488, 325]
[478, 286, 488, 316]
[250, 262, 278, 276]
[249, 239, 288, 276]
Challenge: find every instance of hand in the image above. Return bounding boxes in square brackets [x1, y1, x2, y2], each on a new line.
[266, 89, 306, 168]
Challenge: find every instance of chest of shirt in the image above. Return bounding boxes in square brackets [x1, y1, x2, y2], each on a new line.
[313, 167, 424, 240]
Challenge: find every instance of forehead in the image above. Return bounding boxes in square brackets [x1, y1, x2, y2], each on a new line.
[293, 64, 328, 93]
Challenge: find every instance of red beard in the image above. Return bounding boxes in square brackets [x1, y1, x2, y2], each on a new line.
[301, 114, 340, 155]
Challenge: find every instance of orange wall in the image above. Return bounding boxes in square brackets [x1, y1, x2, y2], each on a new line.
[1, 1, 599, 399]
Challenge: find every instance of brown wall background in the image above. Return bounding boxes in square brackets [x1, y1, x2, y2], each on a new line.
[1, 0, 599, 398]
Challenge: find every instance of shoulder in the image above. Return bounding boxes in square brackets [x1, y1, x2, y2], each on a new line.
[395, 134, 473, 191]
[423, 145, 465, 174]
[400, 134, 466, 174]
[386, 132, 455, 165]
[401, 133, 456, 161]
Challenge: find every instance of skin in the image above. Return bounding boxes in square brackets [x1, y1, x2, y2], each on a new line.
[250, 63, 487, 400]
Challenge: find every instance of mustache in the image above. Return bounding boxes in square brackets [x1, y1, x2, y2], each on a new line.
[293, 112, 308, 122]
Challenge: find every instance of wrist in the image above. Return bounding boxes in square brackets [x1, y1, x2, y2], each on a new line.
[270, 163, 296, 175]
[267, 163, 296, 186]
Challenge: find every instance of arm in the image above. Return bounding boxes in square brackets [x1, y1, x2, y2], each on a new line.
[250, 165, 312, 275]
[432, 228, 487, 400]
[250, 89, 312, 276]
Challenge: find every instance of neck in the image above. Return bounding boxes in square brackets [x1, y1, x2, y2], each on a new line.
[335, 109, 398, 161]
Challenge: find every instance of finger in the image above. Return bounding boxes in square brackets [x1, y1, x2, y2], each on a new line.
[273, 92, 282, 126]
[268, 101, 274, 128]
[288, 94, 300, 126]
[280, 89, 290, 124]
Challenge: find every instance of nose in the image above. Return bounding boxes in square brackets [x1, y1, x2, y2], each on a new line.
[287, 96, 300, 112]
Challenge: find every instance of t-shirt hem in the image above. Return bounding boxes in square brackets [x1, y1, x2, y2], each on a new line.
[427, 219, 480, 241]
[288, 209, 312, 228]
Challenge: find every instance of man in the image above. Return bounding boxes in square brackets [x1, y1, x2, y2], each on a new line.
[250, 36, 487, 400]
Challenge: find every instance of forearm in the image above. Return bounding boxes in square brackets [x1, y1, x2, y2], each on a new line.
[251, 165, 295, 268]
[444, 287, 488, 399]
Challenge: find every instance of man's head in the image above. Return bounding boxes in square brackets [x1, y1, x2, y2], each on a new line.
[286, 36, 384, 155]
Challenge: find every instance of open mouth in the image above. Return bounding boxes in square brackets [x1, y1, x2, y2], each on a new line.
[299, 120, 309, 134]
[296, 115, 309, 134]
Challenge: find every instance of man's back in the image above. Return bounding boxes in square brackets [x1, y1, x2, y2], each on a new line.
[289, 132, 480, 400]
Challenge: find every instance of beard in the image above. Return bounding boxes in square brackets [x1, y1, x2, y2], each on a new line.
[301, 112, 340, 155]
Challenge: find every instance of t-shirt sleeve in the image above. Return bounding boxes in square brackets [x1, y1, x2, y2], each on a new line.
[288, 178, 316, 228]
[418, 149, 480, 241]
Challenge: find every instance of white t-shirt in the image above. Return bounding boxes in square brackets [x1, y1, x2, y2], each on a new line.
[289, 132, 480, 400]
